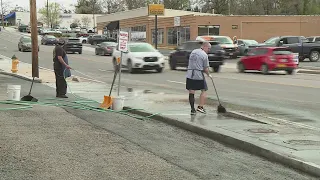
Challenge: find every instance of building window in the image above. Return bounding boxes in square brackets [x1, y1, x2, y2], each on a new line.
[198, 25, 220, 36]
[130, 25, 146, 42]
[167, 26, 190, 46]
[151, 28, 164, 45]
[167, 27, 177, 45]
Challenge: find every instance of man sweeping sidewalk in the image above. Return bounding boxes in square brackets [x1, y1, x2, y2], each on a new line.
[186, 41, 212, 115]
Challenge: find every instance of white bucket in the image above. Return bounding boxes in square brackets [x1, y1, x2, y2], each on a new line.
[112, 96, 125, 111]
[7, 85, 21, 101]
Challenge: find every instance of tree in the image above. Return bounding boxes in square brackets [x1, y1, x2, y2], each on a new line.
[72, 18, 81, 26]
[38, 2, 62, 28]
[1, 0, 11, 15]
[81, 16, 91, 27]
[102, 0, 125, 14]
[70, 23, 78, 28]
[75, 0, 104, 14]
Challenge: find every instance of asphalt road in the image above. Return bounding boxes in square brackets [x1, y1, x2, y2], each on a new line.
[1, 30, 320, 128]
[0, 74, 317, 180]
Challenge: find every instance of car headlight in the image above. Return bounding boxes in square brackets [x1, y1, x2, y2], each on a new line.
[135, 57, 144, 60]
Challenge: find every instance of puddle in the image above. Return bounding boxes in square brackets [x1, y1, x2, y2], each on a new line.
[284, 140, 320, 146]
[246, 128, 278, 133]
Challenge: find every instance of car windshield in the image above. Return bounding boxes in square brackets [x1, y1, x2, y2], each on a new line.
[264, 37, 280, 44]
[307, 37, 314, 42]
[47, 35, 55, 39]
[273, 49, 292, 55]
[214, 37, 233, 44]
[129, 43, 156, 52]
[22, 38, 31, 43]
[243, 40, 258, 45]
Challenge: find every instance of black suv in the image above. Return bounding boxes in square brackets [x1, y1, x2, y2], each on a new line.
[169, 41, 226, 72]
[63, 38, 83, 54]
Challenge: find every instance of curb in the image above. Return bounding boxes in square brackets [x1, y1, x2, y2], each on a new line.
[0, 71, 42, 83]
[122, 106, 320, 178]
[297, 69, 320, 74]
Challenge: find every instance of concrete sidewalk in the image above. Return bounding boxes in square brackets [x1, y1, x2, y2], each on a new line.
[1, 74, 317, 179]
[44, 78, 320, 177]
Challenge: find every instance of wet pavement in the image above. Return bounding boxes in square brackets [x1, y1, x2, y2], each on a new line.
[44, 81, 320, 177]
[1, 74, 319, 179]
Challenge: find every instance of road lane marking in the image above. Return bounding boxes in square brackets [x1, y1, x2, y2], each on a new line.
[167, 70, 320, 89]
[167, 80, 186, 85]
[167, 79, 320, 104]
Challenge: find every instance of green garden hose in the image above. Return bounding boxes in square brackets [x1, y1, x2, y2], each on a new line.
[0, 68, 160, 120]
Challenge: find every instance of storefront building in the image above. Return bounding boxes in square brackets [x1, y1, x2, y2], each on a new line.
[97, 7, 320, 48]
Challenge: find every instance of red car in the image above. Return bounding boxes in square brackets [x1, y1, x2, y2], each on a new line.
[237, 47, 298, 75]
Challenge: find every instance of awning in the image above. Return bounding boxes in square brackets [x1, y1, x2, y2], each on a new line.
[4, 12, 15, 20]
[105, 21, 119, 31]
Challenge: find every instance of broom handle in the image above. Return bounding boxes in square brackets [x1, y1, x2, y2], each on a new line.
[109, 68, 118, 96]
[210, 77, 221, 103]
[28, 77, 35, 95]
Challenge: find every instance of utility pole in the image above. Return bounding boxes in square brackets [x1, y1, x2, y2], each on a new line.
[30, 0, 39, 78]
[1, 0, 4, 28]
[46, 0, 49, 28]
[92, 0, 95, 32]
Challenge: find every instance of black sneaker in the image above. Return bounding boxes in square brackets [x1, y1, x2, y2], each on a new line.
[197, 106, 206, 114]
[56, 95, 68, 98]
[191, 109, 196, 115]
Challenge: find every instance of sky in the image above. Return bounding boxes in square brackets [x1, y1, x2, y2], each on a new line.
[11, 0, 77, 11]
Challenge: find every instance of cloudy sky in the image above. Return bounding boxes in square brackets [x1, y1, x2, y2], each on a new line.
[11, 0, 77, 11]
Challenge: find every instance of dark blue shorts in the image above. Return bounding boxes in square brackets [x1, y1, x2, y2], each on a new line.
[186, 78, 208, 91]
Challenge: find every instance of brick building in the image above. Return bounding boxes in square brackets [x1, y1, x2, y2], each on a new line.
[97, 7, 320, 48]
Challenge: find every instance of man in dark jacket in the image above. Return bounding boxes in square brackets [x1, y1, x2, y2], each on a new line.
[53, 39, 71, 98]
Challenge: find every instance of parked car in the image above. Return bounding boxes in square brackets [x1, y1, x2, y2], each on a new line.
[78, 36, 88, 44]
[237, 39, 259, 56]
[112, 42, 165, 73]
[41, 35, 57, 45]
[95, 42, 117, 56]
[18, 36, 39, 52]
[237, 47, 297, 75]
[196, 35, 240, 58]
[169, 40, 225, 72]
[88, 35, 117, 45]
[257, 36, 320, 62]
[18, 25, 28, 32]
[63, 38, 82, 54]
[307, 36, 320, 43]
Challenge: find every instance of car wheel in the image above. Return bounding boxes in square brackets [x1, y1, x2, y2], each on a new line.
[93, 41, 97, 45]
[18, 46, 21, 51]
[244, 50, 248, 56]
[95, 50, 98, 55]
[169, 57, 176, 70]
[212, 66, 220, 73]
[82, 40, 86, 44]
[79, 51, 82, 54]
[127, 60, 134, 73]
[156, 68, 163, 73]
[237, 62, 245, 73]
[261, 64, 269, 75]
[309, 50, 320, 62]
[286, 69, 294, 75]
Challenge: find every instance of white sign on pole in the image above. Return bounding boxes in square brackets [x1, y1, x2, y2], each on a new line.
[118, 31, 129, 52]
[174, 16, 180, 27]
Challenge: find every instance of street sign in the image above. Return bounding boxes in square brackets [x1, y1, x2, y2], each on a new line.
[118, 31, 129, 52]
[148, 4, 164, 16]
